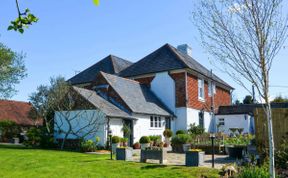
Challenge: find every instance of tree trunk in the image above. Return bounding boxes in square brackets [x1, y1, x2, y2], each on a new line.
[265, 102, 275, 178]
[60, 134, 68, 150]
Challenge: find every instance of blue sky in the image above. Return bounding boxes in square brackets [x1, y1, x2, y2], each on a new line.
[0, 0, 287, 102]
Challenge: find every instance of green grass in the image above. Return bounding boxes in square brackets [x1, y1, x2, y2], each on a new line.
[0, 145, 220, 178]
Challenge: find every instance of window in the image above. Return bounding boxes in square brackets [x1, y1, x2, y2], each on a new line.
[150, 116, 162, 128]
[218, 118, 225, 126]
[198, 78, 205, 100]
[199, 111, 204, 129]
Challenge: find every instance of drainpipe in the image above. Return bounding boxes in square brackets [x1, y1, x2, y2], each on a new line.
[185, 71, 188, 106]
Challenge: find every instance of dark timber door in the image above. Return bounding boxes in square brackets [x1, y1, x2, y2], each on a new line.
[123, 119, 133, 146]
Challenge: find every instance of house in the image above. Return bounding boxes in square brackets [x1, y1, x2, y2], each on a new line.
[0, 100, 42, 143]
[0, 100, 42, 127]
[55, 43, 233, 146]
[215, 103, 288, 135]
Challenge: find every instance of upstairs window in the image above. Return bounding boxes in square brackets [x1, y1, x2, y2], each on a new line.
[198, 78, 205, 100]
[150, 116, 162, 128]
[218, 118, 225, 126]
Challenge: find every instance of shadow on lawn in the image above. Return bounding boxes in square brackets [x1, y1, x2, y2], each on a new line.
[141, 164, 167, 169]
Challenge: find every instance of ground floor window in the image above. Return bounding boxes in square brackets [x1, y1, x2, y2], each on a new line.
[165, 117, 171, 129]
[150, 116, 161, 128]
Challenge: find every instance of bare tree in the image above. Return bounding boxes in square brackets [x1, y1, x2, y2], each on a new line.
[48, 79, 106, 150]
[192, 0, 288, 177]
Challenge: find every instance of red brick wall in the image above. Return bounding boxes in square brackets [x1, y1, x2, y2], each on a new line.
[186, 73, 231, 111]
[170, 72, 186, 107]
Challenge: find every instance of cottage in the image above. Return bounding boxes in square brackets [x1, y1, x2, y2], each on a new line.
[55, 43, 233, 146]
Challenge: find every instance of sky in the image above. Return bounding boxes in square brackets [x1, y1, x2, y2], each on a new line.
[0, 0, 288, 102]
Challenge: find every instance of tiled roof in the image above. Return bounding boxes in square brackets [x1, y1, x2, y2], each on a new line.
[68, 55, 133, 85]
[73, 86, 134, 119]
[0, 100, 42, 126]
[217, 103, 288, 115]
[100, 72, 173, 116]
[120, 43, 233, 89]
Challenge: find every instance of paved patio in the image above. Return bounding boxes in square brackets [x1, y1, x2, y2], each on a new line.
[131, 148, 236, 169]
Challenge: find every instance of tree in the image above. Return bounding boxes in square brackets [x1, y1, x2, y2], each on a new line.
[272, 95, 288, 103]
[0, 42, 26, 98]
[7, 0, 100, 33]
[192, 1, 288, 177]
[243, 95, 253, 104]
[30, 76, 105, 150]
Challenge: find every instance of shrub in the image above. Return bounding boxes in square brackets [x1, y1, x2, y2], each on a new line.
[121, 137, 128, 142]
[275, 134, 288, 169]
[171, 134, 191, 145]
[139, 136, 150, 144]
[188, 123, 204, 135]
[237, 166, 269, 178]
[176, 130, 186, 135]
[80, 140, 96, 152]
[224, 134, 253, 146]
[111, 136, 120, 143]
[163, 129, 173, 138]
[24, 127, 42, 146]
[0, 120, 20, 142]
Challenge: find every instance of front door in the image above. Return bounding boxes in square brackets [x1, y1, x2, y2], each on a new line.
[123, 119, 133, 146]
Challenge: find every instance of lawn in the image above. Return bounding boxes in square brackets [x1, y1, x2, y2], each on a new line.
[0, 145, 220, 178]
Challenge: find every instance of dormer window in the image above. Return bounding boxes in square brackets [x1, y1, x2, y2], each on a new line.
[198, 78, 205, 101]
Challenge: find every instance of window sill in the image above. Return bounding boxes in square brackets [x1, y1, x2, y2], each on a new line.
[198, 98, 205, 102]
[149, 128, 163, 130]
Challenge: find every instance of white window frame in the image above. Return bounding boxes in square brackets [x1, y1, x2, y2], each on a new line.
[198, 78, 205, 101]
[150, 116, 162, 128]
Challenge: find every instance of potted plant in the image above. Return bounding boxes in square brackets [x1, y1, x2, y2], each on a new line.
[224, 135, 252, 159]
[121, 137, 128, 147]
[116, 146, 133, 161]
[140, 147, 167, 164]
[139, 136, 150, 149]
[111, 136, 121, 154]
[149, 135, 161, 146]
[133, 142, 141, 149]
[171, 134, 191, 153]
[185, 149, 205, 167]
[163, 129, 173, 146]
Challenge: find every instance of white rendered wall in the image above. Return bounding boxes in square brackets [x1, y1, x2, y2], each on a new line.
[151, 72, 176, 113]
[175, 107, 212, 132]
[215, 114, 253, 135]
[109, 118, 124, 138]
[54, 110, 106, 145]
[133, 114, 165, 143]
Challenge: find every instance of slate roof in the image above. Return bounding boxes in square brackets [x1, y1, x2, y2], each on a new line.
[120, 43, 233, 89]
[217, 103, 288, 115]
[0, 100, 42, 126]
[100, 72, 173, 116]
[68, 55, 133, 85]
[73, 86, 134, 119]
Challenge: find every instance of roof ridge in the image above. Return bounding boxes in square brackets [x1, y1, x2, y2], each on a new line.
[166, 44, 190, 69]
[0, 99, 30, 104]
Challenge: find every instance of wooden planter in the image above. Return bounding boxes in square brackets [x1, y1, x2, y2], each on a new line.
[116, 147, 133, 161]
[140, 149, 167, 164]
[226, 145, 246, 159]
[185, 151, 205, 167]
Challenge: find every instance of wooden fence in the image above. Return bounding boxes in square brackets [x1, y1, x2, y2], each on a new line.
[254, 108, 288, 155]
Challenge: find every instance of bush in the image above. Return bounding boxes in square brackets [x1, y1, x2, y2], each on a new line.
[111, 136, 121, 143]
[188, 123, 204, 135]
[24, 127, 42, 147]
[275, 134, 288, 169]
[163, 129, 173, 138]
[0, 120, 20, 142]
[80, 140, 96, 152]
[176, 130, 186, 135]
[121, 137, 128, 142]
[171, 134, 191, 145]
[238, 166, 269, 178]
[24, 127, 54, 148]
[139, 136, 150, 144]
[224, 134, 253, 146]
